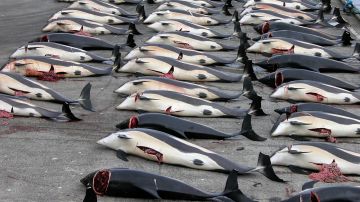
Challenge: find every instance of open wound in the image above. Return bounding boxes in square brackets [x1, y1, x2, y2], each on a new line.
[9, 88, 30, 96]
[306, 92, 326, 102]
[165, 106, 183, 114]
[271, 45, 294, 54]
[137, 146, 163, 164]
[173, 40, 193, 49]
[309, 160, 350, 183]
[308, 128, 336, 143]
[93, 169, 111, 195]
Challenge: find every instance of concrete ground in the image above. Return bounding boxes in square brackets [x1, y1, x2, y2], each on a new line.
[0, 0, 359, 201]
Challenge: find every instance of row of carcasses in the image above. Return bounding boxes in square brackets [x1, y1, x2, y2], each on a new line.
[1, 0, 360, 201]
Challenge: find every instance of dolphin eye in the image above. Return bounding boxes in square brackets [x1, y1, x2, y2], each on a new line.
[262, 41, 271, 44]
[156, 13, 164, 16]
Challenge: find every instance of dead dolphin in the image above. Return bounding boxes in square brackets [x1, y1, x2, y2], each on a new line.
[1, 56, 113, 78]
[30, 33, 136, 50]
[107, 0, 143, 4]
[254, 21, 345, 40]
[143, 9, 232, 25]
[0, 94, 79, 121]
[274, 103, 360, 120]
[240, 3, 317, 20]
[244, 0, 321, 10]
[271, 112, 360, 139]
[253, 30, 352, 46]
[271, 80, 360, 104]
[156, 1, 230, 15]
[257, 69, 359, 90]
[271, 143, 360, 175]
[116, 112, 266, 141]
[147, 0, 227, 8]
[97, 128, 284, 181]
[116, 90, 264, 118]
[284, 185, 360, 202]
[42, 18, 139, 35]
[147, 19, 237, 38]
[10, 42, 118, 64]
[117, 56, 242, 82]
[114, 76, 242, 100]
[146, 31, 238, 51]
[49, 8, 138, 24]
[0, 72, 94, 111]
[255, 54, 360, 73]
[81, 168, 252, 201]
[68, 0, 136, 16]
[247, 38, 360, 60]
[124, 43, 245, 65]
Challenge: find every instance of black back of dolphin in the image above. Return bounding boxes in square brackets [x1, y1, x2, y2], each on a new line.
[109, 128, 284, 182]
[274, 103, 360, 120]
[254, 22, 342, 40]
[81, 168, 255, 202]
[284, 185, 360, 202]
[255, 54, 360, 73]
[258, 69, 359, 90]
[254, 30, 351, 46]
[116, 113, 266, 141]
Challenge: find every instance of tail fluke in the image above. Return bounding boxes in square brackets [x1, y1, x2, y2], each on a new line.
[126, 33, 136, 48]
[113, 52, 123, 72]
[225, 0, 233, 8]
[255, 153, 285, 182]
[333, 7, 347, 24]
[78, 83, 95, 112]
[242, 76, 258, 99]
[222, 170, 255, 202]
[243, 60, 257, 81]
[233, 21, 242, 38]
[240, 114, 267, 141]
[83, 186, 97, 202]
[341, 30, 351, 46]
[136, 5, 146, 22]
[322, 0, 331, 13]
[232, 10, 239, 22]
[236, 43, 248, 63]
[111, 44, 121, 61]
[222, 4, 232, 16]
[62, 103, 81, 121]
[249, 95, 267, 116]
[128, 23, 141, 35]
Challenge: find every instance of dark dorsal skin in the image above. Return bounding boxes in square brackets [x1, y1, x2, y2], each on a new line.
[117, 113, 235, 139]
[85, 0, 136, 16]
[128, 76, 241, 100]
[160, 9, 230, 24]
[152, 31, 237, 50]
[275, 103, 360, 120]
[0, 72, 75, 103]
[22, 42, 109, 62]
[284, 186, 360, 202]
[82, 168, 221, 200]
[289, 111, 360, 125]
[142, 90, 248, 118]
[252, 3, 317, 19]
[255, 54, 360, 73]
[159, 1, 221, 14]
[60, 8, 138, 20]
[247, 10, 314, 25]
[255, 22, 341, 40]
[257, 30, 339, 46]
[268, 37, 349, 59]
[11, 56, 112, 75]
[167, 0, 225, 8]
[135, 56, 242, 82]
[124, 128, 253, 172]
[30, 33, 114, 50]
[46, 18, 128, 34]
[297, 142, 360, 163]
[0, 94, 62, 118]
[258, 69, 358, 90]
[139, 44, 235, 64]
[162, 19, 230, 38]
